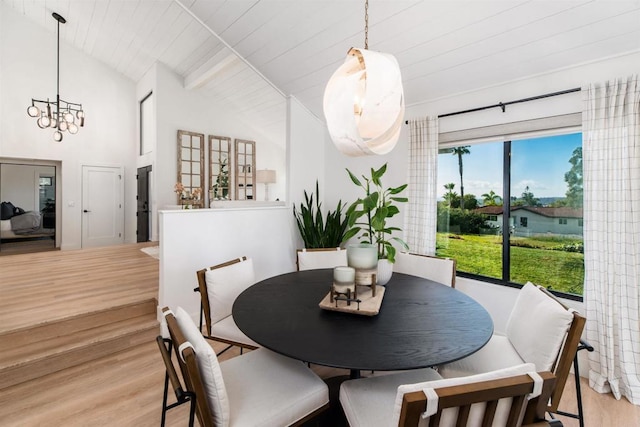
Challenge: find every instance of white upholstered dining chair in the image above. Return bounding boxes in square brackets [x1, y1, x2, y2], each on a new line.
[296, 247, 348, 271]
[339, 362, 559, 427]
[194, 256, 258, 355]
[393, 252, 457, 287]
[159, 306, 329, 427]
[438, 282, 585, 424]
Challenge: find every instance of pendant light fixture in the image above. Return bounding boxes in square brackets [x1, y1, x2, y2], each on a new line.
[26, 12, 84, 143]
[323, 0, 404, 156]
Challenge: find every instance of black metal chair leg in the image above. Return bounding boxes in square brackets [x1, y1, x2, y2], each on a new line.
[187, 393, 196, 427]
[551, 339, 594, 427]
[161, 370, 170, 427]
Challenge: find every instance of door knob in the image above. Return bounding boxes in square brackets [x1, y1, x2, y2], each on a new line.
[83, 209, 91, 213]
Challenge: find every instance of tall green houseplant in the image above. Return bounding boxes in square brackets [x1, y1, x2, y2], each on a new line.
[343, 164, 409, 263]
[293, 181, 349, 248]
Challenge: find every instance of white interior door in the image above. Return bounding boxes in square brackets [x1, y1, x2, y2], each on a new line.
[82, 165, 124, 248]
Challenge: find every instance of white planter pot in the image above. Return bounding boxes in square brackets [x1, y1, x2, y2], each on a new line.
[377, 258, 393, 286]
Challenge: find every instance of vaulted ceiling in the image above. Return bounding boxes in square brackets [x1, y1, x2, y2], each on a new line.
[4, 0, 640, 122]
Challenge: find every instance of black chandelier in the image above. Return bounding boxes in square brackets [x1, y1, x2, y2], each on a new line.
[26, 12, 84, 142]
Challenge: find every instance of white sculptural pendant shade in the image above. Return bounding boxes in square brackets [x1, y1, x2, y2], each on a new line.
[323, 47, 405, 156]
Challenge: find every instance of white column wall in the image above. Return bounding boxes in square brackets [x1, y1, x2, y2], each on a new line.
[158, 207, 298, 319]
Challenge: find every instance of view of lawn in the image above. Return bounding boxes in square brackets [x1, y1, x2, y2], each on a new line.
[436, 232, 584, 295]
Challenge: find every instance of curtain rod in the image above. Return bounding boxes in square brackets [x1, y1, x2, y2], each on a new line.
[404, 87, 581, 124]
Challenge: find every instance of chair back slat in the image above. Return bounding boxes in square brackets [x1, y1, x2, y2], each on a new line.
[196, 256, 248, 337]
[457, 404, 471, 425]
[506, 395, 526, 426]
[163, 307, 215, 427]
[481, 400, 498, 427]
[398, 372, 556, 427]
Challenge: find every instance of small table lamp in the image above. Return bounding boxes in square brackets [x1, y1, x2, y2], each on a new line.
[256, 169, 276, 201]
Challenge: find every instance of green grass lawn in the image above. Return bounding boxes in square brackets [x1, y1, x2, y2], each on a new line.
[436, 233, 584, 296]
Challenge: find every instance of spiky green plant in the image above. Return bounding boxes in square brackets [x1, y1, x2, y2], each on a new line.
[293, 181, 348, 248]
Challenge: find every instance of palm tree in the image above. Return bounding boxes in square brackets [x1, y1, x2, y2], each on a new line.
[443, 183, 457, 207]
[481, 190, 502, 206]
[452, 146, 470, 209]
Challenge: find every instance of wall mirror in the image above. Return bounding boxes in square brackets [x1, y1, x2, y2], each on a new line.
[209, 135, 232, 201]
[234, 139, 256, 200]
[177, 130, 205, 208]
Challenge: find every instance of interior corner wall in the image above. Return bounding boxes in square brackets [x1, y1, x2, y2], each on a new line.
[287, 96, 326, 208]
[0, 3, 137, 249]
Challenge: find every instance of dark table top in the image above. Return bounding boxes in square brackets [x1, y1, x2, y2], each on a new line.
[233, 269, 493, 372]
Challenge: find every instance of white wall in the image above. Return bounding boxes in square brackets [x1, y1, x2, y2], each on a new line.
[288, 96, 326, 208]
[158, 206, 298, 319]
[0, 163, 52, 211]
[137, 63, 288, 240]
[0, 4, 137, 249]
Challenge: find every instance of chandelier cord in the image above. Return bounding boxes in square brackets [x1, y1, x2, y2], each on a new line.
[56, 17, 60, 132]
[364, 0, 368, 50]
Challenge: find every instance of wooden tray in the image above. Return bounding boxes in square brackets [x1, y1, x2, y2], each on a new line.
[319, 285, 386, 316]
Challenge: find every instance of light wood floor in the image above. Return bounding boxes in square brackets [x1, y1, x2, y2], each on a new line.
[0, 242, 158, 334]
[0, 243, 638, 426]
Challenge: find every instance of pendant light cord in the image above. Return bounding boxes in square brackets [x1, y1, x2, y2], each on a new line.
[56, 17, 60, 131]
[364, 0, 369, 49]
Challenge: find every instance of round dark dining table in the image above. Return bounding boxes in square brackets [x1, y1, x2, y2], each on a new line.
[233, 269, 493, 378]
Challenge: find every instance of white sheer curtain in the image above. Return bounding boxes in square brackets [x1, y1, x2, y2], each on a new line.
[404, 117, 439, 255]
[583, 75, 640, 404]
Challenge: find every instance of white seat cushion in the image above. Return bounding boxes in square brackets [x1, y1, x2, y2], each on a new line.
[221, 348, 329, 427]
[506, 282, 574, 371]
[391, 363, 538, 427]
[210, 315, 259, 347]
[438, 334, 525, 379]
[339, 368, 443, 427]
[394, 252, 455, 286]
[174, 307, 230, 427]
[206, 258, 255, 324]
[297, 248, 348, 271]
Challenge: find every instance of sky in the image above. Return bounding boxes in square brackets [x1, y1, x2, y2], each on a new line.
[437, 132, 582, 201]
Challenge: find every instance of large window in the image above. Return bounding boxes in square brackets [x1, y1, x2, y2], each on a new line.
[436, 133, 584, 297]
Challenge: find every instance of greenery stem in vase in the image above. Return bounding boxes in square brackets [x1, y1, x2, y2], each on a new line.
[343, 164, 409, 263]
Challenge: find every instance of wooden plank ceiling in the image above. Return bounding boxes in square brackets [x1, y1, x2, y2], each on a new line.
[4, 0, 640, 124]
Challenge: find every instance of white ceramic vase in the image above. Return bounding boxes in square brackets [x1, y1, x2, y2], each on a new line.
[376, 258, 393, 286]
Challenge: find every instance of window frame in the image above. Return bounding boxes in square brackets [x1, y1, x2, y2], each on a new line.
[438, 133, 583, 302]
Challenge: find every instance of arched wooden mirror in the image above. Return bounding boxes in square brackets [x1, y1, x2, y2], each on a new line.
[209, 135, 232, 201]
[177, 130, 205, 208]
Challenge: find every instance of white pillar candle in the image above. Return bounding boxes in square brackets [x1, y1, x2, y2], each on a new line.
[333, 266, 355, 284]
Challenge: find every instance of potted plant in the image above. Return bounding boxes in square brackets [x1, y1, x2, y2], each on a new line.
[293, 180, 349, 248]
[343, 164, 409, 284]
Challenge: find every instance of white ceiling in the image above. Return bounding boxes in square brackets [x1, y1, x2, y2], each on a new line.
[4, 0, 640, 122]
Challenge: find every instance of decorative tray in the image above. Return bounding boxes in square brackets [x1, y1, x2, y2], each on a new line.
[319, 285, 385, 316]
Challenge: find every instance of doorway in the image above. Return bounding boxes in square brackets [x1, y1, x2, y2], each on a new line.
[0, 162, 57, 254]
[137, 165, 152, 242]
[81, 165, 124, 248]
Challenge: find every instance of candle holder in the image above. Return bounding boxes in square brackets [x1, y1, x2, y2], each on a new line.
[331, 266, 357, 305]
[346, 244, 378, 296]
